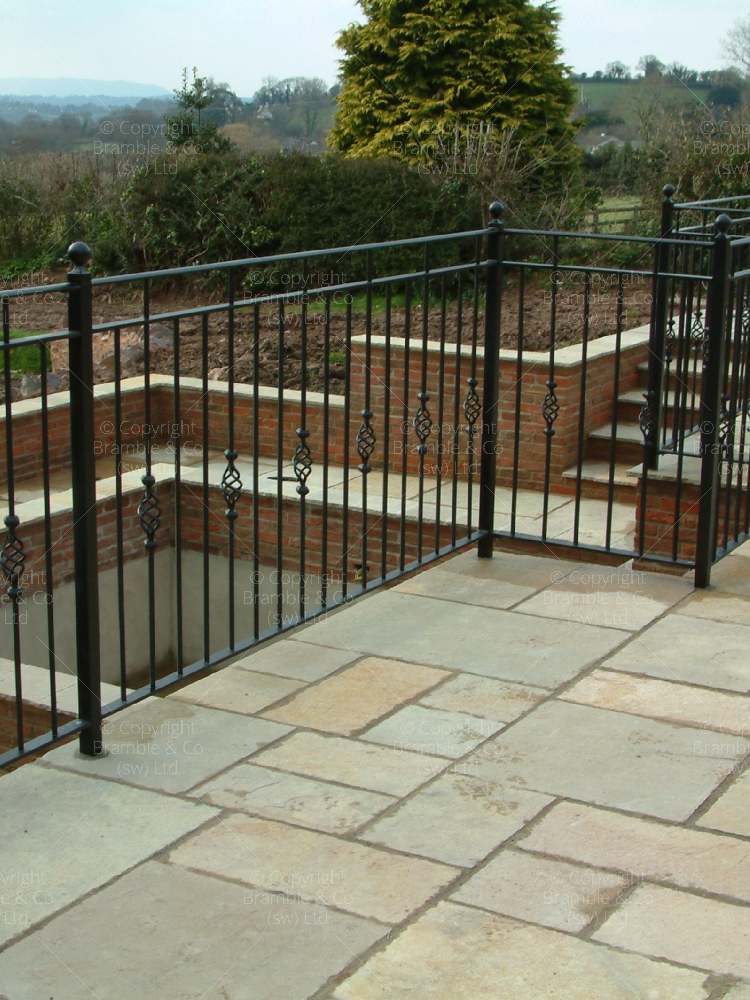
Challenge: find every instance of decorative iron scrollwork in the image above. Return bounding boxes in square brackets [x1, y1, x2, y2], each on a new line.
[542, 380, 559, 437]
[665, 317, 676, 365]
[464, 377, 481, 453]
[138, 474, 161, 550]
[1, 514, 25, 599]
[356, 409, 376, 474]
[221, 448, 242, 521]
[639, 390, 657, 444]
[413, 392, 432, 456]
[293, 428, 313, 495]
[718, 392, 732, 478]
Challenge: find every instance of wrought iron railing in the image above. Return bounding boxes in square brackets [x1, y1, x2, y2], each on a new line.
[0, 191, 746, 766]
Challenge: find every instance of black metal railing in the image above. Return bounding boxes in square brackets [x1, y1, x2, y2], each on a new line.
[0, 191, 746, 766]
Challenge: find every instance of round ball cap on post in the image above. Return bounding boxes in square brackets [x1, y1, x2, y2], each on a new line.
[715, 214, 732, 236]
[68, 242, 92, 269]
[662, 183, 676, 200]
[489, 201, 505, 226]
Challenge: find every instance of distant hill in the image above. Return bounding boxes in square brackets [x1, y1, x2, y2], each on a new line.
[0, 77, 170, 99]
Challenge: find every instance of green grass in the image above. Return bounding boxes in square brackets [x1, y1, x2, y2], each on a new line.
[1, 331, 52, 374]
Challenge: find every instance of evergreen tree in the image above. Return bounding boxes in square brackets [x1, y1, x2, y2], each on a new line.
[330, 0, 576, 161]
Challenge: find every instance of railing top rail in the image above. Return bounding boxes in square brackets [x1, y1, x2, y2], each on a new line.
[675, 194, 750, 208]
[502, 228, 710, 248]
[0, 281, 74, 300]
[0, 329, 79, 349]
[90, 227, 494, 287]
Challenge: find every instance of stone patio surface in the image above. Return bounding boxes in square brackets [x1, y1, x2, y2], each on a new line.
[2, 541, 750, 998]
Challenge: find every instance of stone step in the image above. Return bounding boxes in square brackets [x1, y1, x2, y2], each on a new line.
[561, 460, 638, 503]
[618, 388, 701, 424]
[588, 421, 644, 465]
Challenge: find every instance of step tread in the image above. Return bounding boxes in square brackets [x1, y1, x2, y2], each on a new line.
[562, 461, 638, 487]
[619, 389, 700, 407]
[589, 421, 643, 443]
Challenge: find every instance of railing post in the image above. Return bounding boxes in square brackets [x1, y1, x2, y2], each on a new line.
[643, 183, 675, 470]
[695, 215, 732, 588]
[67, 242, 104, 755]
[478, 202, 504, 558]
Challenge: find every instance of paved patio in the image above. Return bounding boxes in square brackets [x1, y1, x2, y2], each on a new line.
[2, 542, 750, 998]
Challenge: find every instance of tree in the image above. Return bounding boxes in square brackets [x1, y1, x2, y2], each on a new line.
[637, 55, 665, 77]
[722, 14, 750, 76]
[164, 68, 235, 154]
[329, 0, 576, 159]
[605, 61, 630, 80]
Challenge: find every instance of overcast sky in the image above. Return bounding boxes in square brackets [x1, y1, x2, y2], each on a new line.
[0, 0, 744, 97]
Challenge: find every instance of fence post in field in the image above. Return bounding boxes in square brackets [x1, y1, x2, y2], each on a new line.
[695, 215, 732, 588]
[67, 242, 104, 756]
[642, 183, 676, 471]
[478, 202, 504, 558]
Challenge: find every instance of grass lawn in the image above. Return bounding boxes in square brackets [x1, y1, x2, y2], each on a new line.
[1, 330, 52, 374]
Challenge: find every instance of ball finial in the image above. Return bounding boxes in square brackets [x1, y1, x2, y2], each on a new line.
[489, 201, 505, 225]
[662, 184, 676, 200]
[68, 242, 92, 269]
[715, 214, 732, 235]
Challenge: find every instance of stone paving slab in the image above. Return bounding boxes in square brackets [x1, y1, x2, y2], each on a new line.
[392, 565, 536, 609]
[169, 813, 458, 924]
[594, 883, 750, 979]
[191, 762, 395, 835]
[418, 673, 547, 723]
[42, 697, 291, 794]
[521, 801, 750, 903]
[170, 666, 303, 715]
[453, 849, 629, 932]
[332, 901, 709, 1000]
[360, 704, 502, 758]
[603, 615, 750, 692]
[252, 731, 438, 796]
[698, 768, 750, 837]
[0, 861, 385, 1000]
[561, 668, 750, 733]
[468, 700, 742, 821]
[443, 548, 579, 588]
[293, 590, 630, 688]
[676, 590, 750, 625]
[233, 638, 358, 682]
[262, 657, 447, 735]
[363, 772, 552, 867]
[0, 765, 216, 948]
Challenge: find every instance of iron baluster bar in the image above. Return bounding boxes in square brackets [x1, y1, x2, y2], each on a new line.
[695, 216, 733, 587]
[573, 271, 591, 545]
[605, 276, 624, 549]
[541, 235, 560, 541]
[39, 341, 58, 734]
[139, 278, 160, 691]
[1, 294, 25, 750]
[381, 282, 392, 581]
[478, 203, 504, 558]
[252, 303, 260, 639]
[276, 300, 284, 626]
[451, 275, 464, 547]
[202, 312, 210, 661]
[721, 279, 743, 550]
[415, 242, 432, 563]
[341, 297, 352, 596]
[466, 237, 481, 536]
[321, 295, 330, 608]
[114, 327, 127, 699]
[173, 317, 184, 675]
[644, 185, 676, 469]
[399, 282, 411, 572]
[66, 243, 103, 756]
[734, 277, 750, 541]
[224, 268, 240, 650]
[358, 249, 375, 588]
[435, 274, 447, 554]
[510, 266, 525, 538]
[296, 259, 310, 615]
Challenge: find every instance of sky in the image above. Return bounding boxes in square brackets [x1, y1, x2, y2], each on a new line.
[0, 0, 744, 97]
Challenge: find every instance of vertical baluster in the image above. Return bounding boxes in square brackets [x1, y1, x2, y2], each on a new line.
[1, 294, 25, 751]
[357, 250, 375, 587]
[573, 271, 590, 546]
[173, 317, 184, 675]
[541, 237, 560, 540]
[201, 312, 210, 660]
[294, 261, 312, 617]
[380, 283, 392, 580]
[222, 270, 242, 649]
[39, 340, 58, 731]
[511, 267, 525, 537]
